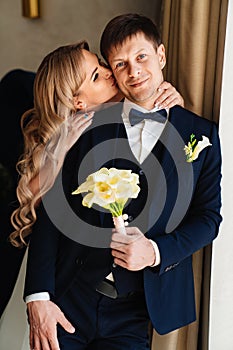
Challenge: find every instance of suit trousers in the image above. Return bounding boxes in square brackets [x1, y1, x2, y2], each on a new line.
[57, 276, 150, 350]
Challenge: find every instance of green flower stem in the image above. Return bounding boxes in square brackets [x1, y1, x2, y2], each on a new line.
[109, 202, 124, 217]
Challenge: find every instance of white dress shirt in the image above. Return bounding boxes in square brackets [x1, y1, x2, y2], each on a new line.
[122, 99, 168, 268]
[26, 99, 168, 303]
[123, 99, 168, 163]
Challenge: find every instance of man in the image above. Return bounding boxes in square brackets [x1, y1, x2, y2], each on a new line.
[24, 14, 222, 350]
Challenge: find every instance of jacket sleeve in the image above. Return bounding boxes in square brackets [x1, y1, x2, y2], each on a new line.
[24, 202, 61, 299]
[155, 122, 222, 275]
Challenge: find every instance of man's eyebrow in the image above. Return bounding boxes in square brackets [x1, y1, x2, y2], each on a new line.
[111, 49, 145, 62]
[111, 57, 124, 63]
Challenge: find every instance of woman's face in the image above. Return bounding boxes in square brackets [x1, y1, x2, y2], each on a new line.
[74, 50, 120, 110]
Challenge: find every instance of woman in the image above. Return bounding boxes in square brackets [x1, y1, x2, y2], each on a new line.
[9, 40, 184, 249]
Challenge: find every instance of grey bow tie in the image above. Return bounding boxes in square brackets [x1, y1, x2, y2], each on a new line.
[129, 108, 167, 126]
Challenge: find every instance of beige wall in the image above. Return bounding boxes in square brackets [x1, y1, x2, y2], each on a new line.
[0, 0, 162, 78]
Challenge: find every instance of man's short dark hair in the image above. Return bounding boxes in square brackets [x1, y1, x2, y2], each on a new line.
[100, 13, 162, 63]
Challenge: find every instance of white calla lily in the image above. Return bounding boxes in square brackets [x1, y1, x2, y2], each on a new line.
[72, 167, 141, 219]
[184, 134, 212, 163]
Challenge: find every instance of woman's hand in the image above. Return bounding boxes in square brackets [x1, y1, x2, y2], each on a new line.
[154, 81, 184, 109]
[65, 111, 94, 151]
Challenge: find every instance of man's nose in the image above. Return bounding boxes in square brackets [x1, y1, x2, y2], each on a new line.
[128, 63, 141, 78]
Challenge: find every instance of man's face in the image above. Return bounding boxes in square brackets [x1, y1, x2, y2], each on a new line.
[108, 32, 166, 109]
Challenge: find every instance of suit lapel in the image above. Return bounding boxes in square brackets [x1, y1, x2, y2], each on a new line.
[147, 106, 196, 234]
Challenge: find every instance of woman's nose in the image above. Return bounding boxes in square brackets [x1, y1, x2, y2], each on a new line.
[103, 67, 112, 79]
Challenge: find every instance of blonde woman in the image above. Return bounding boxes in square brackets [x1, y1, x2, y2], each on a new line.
[9, 41, 184, 249]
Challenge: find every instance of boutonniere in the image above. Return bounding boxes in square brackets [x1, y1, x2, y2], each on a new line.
[184, 133, 212, 162]
[72, 167, 140, 234]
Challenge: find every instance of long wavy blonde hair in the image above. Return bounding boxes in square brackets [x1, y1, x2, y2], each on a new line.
[10, 41, 89, 248]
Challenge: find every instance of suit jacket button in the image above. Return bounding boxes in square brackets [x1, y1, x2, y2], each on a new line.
[139, 169, 144, 175]
[128, 215, 133, 222]
[76, 258, 83, 265]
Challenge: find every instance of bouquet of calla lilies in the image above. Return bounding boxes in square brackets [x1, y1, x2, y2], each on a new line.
[72, 167, 140, 234]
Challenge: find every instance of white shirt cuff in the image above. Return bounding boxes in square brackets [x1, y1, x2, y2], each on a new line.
[25, 292, 50, 304]
[149, 239, 161, 267]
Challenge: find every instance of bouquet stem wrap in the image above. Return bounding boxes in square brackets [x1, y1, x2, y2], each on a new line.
[112, 215, 126, 235]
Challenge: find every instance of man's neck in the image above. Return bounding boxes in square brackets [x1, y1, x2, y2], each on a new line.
[136, 102, 155, 111]
[124, 98, 156, 112]
[126, 96, 157, 111]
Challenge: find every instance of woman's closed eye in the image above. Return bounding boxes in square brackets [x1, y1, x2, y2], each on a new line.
[93, 72, 99, 82]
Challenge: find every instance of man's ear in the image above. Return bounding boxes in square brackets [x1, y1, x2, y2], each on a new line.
[157, 44, 166, 70]
[73, 95, 86, 110]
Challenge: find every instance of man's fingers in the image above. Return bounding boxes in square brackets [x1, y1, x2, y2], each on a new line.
[43, 324, 60, 350]
[40, 335, 51, 350]
[29, 328, 34, 350]
[111, 233, 130, 244]
[58, 312, 75, 334]
[32, 332, 42, 350]
[48, 336, 61, 350]
[30, 326, 60, 350]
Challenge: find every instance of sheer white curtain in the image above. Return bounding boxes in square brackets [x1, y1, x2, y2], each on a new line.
[0, 251, 30, 350]
[209, 2, 233, 349]
[152, 1, 228, 349]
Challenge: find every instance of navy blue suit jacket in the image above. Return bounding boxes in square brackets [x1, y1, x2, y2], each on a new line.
[24, 104, 222, 335]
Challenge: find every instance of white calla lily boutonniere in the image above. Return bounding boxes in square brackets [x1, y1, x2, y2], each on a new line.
[72, 167, 140, 234]
[184, 133, 212, 163]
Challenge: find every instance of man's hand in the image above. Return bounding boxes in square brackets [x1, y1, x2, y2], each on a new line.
[110, 227, 155, 271]
[27, 300, 75, 350]
[154, 81, 184, 109]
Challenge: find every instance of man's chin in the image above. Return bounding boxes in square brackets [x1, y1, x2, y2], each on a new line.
[128, 91, 156, 105]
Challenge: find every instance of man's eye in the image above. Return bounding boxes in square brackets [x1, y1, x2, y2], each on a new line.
[93, 73, 99, 81]
[138, 54, 146, 60]
[116, 62, 125, 69]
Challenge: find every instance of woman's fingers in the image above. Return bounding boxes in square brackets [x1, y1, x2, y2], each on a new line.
[155, 81, 184, 108]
